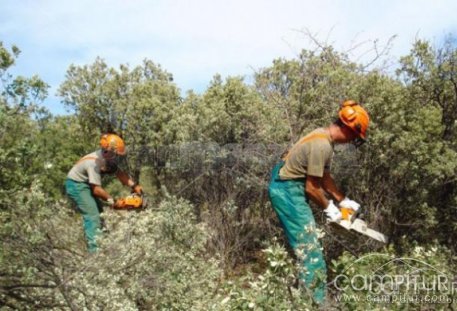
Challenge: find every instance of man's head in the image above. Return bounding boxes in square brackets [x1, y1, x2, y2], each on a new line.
[331, 100, 370, 146]
[100, 133, 126, 160]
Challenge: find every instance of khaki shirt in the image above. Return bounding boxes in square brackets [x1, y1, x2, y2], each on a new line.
[279, 128, 333, 179]
[67, 150, 118, 185]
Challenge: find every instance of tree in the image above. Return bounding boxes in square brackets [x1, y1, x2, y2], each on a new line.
[254, 47, 360, 144]
[34, 115, 93, 197]
[398, 38, 457, 143]
[0, 42, 49, 194]
[58, 58, 181, 182]
[396, 38, 457, 248]
[197, 74, 280, 145]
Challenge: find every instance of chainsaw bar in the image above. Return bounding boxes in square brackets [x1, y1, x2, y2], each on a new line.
[329, 218, 389, 244]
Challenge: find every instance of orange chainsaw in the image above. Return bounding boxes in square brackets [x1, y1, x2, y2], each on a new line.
[113, 193, 147, 210]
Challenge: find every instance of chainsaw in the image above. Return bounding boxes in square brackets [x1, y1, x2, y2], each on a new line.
[329, 207, 389, 244]
[113, 193, 147, 210]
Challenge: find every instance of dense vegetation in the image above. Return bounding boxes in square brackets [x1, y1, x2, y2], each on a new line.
[1, 36, 457, 310]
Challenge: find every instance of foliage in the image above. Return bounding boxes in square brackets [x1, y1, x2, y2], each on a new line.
[329, 243, 457, 310]
[215, 241, 316, 311]
[196, 75, 283, 145]
[254, 47, 360, 143]
[33, 115, 93, 197]
[1, 36, 457, 310]
[396, 37, 457, 248]
[1, 185, 222, 310]
[0, 42, 51, 196]
[58, 58, 181, 181]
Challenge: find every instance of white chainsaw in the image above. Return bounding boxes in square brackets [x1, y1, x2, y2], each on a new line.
[329, 207, 388, 244]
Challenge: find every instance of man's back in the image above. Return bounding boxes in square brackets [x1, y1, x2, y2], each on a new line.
[279, 128, 333, 179]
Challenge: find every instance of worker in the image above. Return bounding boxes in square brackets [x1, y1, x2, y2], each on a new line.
[65, 133, 143, 253]
[268, 100, 369, 303]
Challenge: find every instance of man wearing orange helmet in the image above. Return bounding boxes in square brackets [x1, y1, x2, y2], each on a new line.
[268, 100, 369, 303]
[65, 133, 143, 253]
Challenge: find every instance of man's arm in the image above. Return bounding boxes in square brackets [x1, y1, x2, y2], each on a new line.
[306, 174, 343, 221]
[90, 184, 112, 201]
[87, 164, 113, 202]
[116, 170, 143, 194]
[321, 172, 345, 203]
[305, 175, 329, 209]
[116, 170, 135, 187]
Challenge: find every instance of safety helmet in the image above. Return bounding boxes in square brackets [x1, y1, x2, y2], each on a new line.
[100, 133, 126, 156]
[338, 100, 370, 139]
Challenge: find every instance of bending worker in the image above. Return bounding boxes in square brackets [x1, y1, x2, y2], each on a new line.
[65, 133, 143, 253]
[268, 100, 369, 303]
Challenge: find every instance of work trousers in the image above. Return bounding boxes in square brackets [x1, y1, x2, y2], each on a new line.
[65, 179, 103, 253]
[268, 161, 327, 303]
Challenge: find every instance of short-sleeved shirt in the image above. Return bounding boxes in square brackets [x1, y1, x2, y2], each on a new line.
[279, 128, 334, 179]
[67, 150, 118, 185]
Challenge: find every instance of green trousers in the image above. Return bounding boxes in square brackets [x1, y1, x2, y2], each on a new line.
[268, 162, 327, 303]
[65, 179, 103, 253]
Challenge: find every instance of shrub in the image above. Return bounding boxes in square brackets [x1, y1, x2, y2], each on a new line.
[1, 184, 223, 310]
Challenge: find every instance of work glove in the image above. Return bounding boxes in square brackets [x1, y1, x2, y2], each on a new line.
[339, 197, 360, 212]
[106, 197, 115, 206]
[324, 200, 342, 222]
[131, 184, 143, 195]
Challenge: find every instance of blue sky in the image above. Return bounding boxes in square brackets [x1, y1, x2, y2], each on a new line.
[1, 0, 456, 115]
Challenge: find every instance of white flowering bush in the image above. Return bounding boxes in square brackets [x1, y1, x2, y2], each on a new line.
[1, 185, 222, 310]
[328, 242, 457, 310]
[1, 182, 86, 309]
[91, 195, 222, 310]
[214, 240, 317, 311]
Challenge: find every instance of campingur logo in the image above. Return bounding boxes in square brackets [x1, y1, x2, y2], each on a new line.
[330, 253, 457, 305]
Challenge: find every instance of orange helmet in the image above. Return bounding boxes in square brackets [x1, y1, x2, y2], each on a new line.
[338, 100, 370, 139]
[100, 134, 126, 155]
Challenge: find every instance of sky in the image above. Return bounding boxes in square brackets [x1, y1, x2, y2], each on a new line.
[1, 0, 457, 115]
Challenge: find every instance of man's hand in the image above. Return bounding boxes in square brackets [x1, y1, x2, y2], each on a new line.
[324, 200, 342, 222]
[131, 184, 143, 195]
[106, 197, 115, 206]
[339, 197, 360, 212]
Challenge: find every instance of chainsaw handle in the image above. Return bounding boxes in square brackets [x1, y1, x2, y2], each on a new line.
[131, 184, 143, 195]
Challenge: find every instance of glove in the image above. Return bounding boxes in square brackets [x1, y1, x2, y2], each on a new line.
[106, 197, 115, 206]
[324, 200, 342, 222]
[339, 197, 360, 212]
[131, 184, 143, 195]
